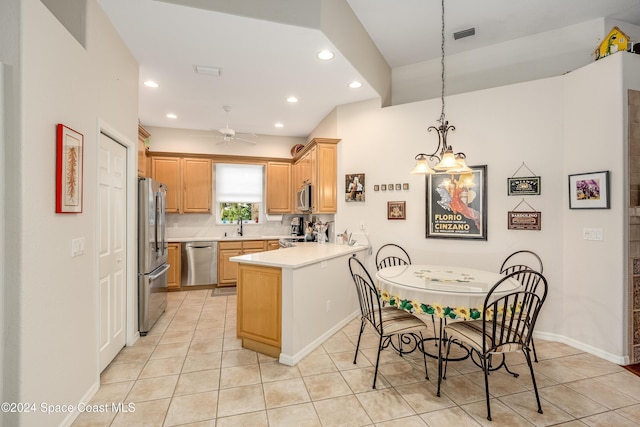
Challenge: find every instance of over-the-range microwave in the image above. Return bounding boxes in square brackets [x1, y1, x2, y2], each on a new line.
[296, 184, 312, 212]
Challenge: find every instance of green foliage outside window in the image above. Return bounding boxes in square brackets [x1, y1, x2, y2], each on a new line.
[220, 202, 258, 223]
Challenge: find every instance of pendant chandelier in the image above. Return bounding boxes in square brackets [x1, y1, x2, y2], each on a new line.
[411, 0, 471, 175]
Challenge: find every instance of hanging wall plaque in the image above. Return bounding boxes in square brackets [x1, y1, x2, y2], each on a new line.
[507, 199, 541, 230]
[507, 162, 541, 195]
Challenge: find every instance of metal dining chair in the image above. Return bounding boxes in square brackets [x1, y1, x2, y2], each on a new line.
[348, 255, 429, 389]
[437, 269, 548, 421]
[375, 243, 411, 270]
[499, 250, 543, 361]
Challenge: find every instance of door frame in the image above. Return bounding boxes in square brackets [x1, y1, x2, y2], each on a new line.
[96, 120, 139, 354]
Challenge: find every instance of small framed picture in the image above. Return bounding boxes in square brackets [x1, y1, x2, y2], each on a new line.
[388, 183, 394, 191]
[568, 171, 610, 209]
[403, 183, 409, 190]
[388, 201, 406, 220]
[374, 185, 380, 191]
[56, 124, 84, 213]
[381, 184, 387, 191]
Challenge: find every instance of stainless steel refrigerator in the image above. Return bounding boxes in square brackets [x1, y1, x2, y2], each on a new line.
[138, 177, 169, 336]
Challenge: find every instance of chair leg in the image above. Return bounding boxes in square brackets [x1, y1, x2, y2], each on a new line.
[419, 332, 429, 380]
[353, 320, 365, 364]
[372, 335, 384, 389]
[524, 349, 544, 414]
[531, 337, 539, 362]
[483, 356, 492, 421]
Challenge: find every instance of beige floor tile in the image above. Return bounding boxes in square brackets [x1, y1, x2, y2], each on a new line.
[164, 390, 218, 426]
[322, 331, 357, 353]
[267, 402, 322, 427]
[222, 335, 243, 351]
[149, 341, 190, 360]
[138, 356, 184, 379]
[216, 384, 265, 418]
[437, 374, 486, 406]
[461, 398, 534, 426]
[615, 404, 640, 423]
[303, 372, 353, 400]
[193, 327, 225, 340]
[88, 381, 134, 405]
[395, 381, 456, 413]
[297, 353, 338, 376]
[159, 329, 195, 345]
[259, 361, 301, 383]
[539, 384, 609, 418]
[263, 378, 311, 409]
[594, 371, 640, 398]
[219, 364, 262, 389]
[565, 378, 640, 409]
[533, 358, 586, 383]
[111, 345, 155, 364]
[125, 375, 178, 402]
[313, 395, 372, 426]
[329, 350, 371, 371]
[183, 352, 223, 373]
[101, 361, 145, 384]
[464, 369, 529, 397]
[377, 360, 426, 387]
[499, 392, 573, 426]
[581, 410, 640, 426]
[111, 398, 170, 426]
[552, 421, 589, 427]
[216, 410, 269, 427]
[376, 415, 429, 427]
[188, 338, 224, 355]
[71, 407, 117, 426]
[356, 388, 416, 423]
[420, 406, 482, 426]
[559, 353, 625, 378]
[340, 366, 391, 393]
[221, 348, 258, 368]
[175, 369, 221, 395]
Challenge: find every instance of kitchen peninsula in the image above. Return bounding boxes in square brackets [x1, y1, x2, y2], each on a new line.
[230, 242, 368, 365]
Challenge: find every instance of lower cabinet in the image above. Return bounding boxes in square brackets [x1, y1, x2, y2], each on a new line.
[167, 242, 181, 291]
[267, 240, 280, 251]
[236, 264, 282, 357]
[218, 240, 267, 286]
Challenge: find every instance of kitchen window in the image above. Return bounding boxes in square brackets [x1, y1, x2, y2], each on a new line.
[215, 163, 264, 224]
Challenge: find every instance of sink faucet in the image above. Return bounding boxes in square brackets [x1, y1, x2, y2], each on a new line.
[237, 217, 243, 236]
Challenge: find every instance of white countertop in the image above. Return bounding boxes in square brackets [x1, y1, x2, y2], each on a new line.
[230, 242, 368, 269]
[167, 235, 295, 243]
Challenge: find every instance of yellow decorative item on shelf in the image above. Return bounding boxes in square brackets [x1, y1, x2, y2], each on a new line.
[595, 26, 630, 60]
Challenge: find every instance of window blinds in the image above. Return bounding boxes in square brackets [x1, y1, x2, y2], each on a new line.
[215, 163, 264, 203]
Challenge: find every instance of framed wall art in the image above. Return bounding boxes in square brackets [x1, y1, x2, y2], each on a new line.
[56, 124, 84, 213]
[387, 201, 406, 220]
[426, 165, 487, 240]
[568, 171, 610, 209]
[507, 176, 541, 196]
[346, 173, 365, 202]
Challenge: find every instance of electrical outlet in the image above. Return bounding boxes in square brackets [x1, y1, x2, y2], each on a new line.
[326, 300, 332, 312]
[71, 237, 86, 257]
[360, 222, 365, 231]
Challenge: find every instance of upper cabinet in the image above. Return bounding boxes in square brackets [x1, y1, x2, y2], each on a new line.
[266, 161, 292, 214]
[293, 138, 340, 213]
[138, 125, 150, 177]
[151, 156, 212, 213]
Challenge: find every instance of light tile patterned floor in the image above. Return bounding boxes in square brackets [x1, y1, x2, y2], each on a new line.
[72, 289, 640, 426]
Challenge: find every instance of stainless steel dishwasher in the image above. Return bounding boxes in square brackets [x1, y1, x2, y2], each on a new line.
[182, 241, 218, 286]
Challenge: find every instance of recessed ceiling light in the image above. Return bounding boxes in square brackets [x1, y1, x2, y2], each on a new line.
[348, 81, 363, 89]
[275, 123, 284, 128]
[166, 113, 177, 119]
[144, 80, 159, 88]
[316, 49, 334, 61]
[286, 96, 299, 103]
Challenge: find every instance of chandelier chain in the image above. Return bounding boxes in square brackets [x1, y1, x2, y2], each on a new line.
[439, 0, 446, 125]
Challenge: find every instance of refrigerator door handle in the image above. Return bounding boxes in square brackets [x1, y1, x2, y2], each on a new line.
[160, 190, 166, 256]
[154, 191, 162, 256]
[148, 263, 170, 280]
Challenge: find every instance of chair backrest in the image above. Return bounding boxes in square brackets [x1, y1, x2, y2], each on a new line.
[375, 243, 411, 271]
[349, 256, 384, 335]
[500, 250, 543, 275]
[482, 269, 548, 354]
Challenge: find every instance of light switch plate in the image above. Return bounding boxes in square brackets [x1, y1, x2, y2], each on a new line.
[71, 237, 86, 257]
[583, 228, 603, 241]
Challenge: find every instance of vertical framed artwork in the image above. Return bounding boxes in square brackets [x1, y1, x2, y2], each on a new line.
[426, 165, 487, 240]
[56, 124, 84, 213]
[568, 171, 610, 209]
[346, 173, 365, 202]
[387, 201, 406, 220]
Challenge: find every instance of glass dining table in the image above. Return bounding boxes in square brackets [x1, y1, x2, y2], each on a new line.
[375, 264, 522, 362]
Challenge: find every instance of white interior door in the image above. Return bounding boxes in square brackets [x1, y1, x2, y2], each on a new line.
[98, 133, 127, 372]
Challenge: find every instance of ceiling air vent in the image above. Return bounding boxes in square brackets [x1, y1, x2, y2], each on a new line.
[194, 65, 222, 77]
[452, 27, 476, 40]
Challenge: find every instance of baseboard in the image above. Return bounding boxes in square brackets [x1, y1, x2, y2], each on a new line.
[279, 310, 359, 366]
[60, 380, 100, 427]
[534, 331, 629, 365]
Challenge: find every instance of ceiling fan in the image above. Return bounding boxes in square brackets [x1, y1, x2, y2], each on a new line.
[213, 105, 257, 145]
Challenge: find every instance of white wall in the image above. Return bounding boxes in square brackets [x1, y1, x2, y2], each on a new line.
[332, 53, 640, 363]
[5, 1, 138, 426]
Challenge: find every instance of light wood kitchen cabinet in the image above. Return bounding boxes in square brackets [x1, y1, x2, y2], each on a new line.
[138, 125, 150, 178]
[151, 156, 211, 213]
[292, 138, 340, 213]
[267, 240, 280, 251]
[167, 242, 181, 291]
[236, 264, 282, 357]
[266, 161, 292, 214]
[218, 240, 267, 286]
